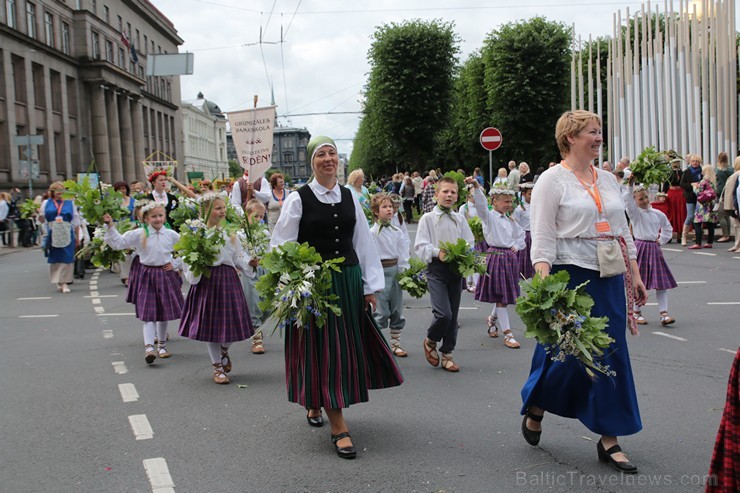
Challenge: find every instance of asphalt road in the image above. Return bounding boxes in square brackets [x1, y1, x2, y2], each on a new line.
[1, 232, 738, 493]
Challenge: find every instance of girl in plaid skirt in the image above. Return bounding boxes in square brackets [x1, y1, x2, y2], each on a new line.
[239, 199, 270, 355]
[102, 202, 183, 364]
[467, 180, 526, 349]
[625, 185, 677, 326]
[178, 194, 255, 385]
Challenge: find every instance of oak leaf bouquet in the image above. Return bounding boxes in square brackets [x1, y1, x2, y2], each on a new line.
[439, 238, 487, 277]
[396, 258, 428, 299]
[62, 178, 129, 225]
[629, 147, 674, 187]
[515, 271, 616, 379]
[77, 220, 136, 268]
[467, 216, 485, 244]
[256, 242, 343, 332]
[174, 219, 225, 279]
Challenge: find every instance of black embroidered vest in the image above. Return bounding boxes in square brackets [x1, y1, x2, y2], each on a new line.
[297, 185, 358, 266]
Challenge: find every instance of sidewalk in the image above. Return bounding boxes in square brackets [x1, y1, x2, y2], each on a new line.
[0, 245, 40, 256]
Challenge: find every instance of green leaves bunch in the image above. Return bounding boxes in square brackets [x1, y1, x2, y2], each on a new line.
[630, 147, 673, 186]
[468, 216, 484, 244]
[168, 197, 199, 231]
[256, 242, 343, 332]
[439, 238, 486, 277]
[18, 199, 39, 219]
[78, 220, 136, 268]
[396, 258, 428, 299]
[515, 271, 615, 379]
[62, 179, 128, 225]
[174, 219, 225, 279]
[239, 217, 270, 259]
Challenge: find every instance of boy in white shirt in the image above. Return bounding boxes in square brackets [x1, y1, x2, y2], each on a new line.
[414, 177, 475, 372]
[370, 194, 410, 357]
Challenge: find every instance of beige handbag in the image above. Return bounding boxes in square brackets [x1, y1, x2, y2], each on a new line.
[596, 239, 626, 278]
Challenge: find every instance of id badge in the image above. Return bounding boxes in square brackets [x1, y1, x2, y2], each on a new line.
[55, 216, 63, 223]
[595, 221, 611, 234]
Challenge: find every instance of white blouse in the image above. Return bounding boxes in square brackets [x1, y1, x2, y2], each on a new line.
[472, 188, 526, 250]
[105, 225, 181, 269]
[511, 201, 531, 232]
[390, 214, 411, 258]
[414, 206, 475, 264]
[369, 223, 410, 270]
[458, 202, 481, 219]
[269, 180, 383, 295]
[623, 187, 673, 244]
[530, 164, 637, 271]
[184, 230, 253, 285]
[229, 177, 271, 215]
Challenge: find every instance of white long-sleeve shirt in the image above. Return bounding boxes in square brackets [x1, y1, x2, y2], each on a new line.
[624, 187, 673, 244]
[229, 177, 271, 214]
[511, 201, 531, 232]
[414, 206, 475, 264]
[269, 180, 383, 295]
[369, 223, 410, 270]
[391, 213, 411, 257]
[472, 188, 526, 250]
[105, 225, 181, 269]
[184, 230, 253, 285]
[530, 164, 636, 271]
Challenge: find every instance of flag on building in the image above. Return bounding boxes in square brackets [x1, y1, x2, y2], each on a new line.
[130, 44, 138, 64]
[120, 31, 130, 48]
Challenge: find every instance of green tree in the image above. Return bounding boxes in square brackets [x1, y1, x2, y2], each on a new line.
[351, 19, 460, 175]
[228, 159, 241, 179]
[482, 17, 571, 166]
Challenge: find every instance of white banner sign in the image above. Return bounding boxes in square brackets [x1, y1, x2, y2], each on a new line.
[227, 106, 276, 181]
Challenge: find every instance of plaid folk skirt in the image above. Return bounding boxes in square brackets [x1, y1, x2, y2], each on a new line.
[517, 231, 534, 280]
[635, 240, 677, 291]
[284, 264, 403, 409]
[179, 264, 254, 343]
[707, 348, 740, 492]
[125, 255, 141, 305]
[134, 264, 184, 322]
[475, 246, 520, 305]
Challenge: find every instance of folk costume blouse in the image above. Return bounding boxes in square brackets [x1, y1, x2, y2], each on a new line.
[414, 206, 475, 264]
[369, 222, 410, 269]
[623, 187, 673, 244]
[105, 226, 181, 269]
[472, 188, 526, 250]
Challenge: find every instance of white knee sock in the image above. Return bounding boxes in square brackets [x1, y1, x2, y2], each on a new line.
[490, 306, 497, 317]
[497, 306, 511, 331]
[143, 322, 156, 346]
[207, 342, 223, 364]
[656, 290, 669, 313]
[156, 322, 168, 345]
[472, 273, 480, 286]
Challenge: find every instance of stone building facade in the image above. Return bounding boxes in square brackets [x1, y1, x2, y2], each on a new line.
[272, 126, 310, 182]
[0, 0, 183, 190]
[181, 91, 227, 180]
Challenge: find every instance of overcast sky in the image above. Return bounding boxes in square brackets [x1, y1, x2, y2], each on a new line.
[154, 0, 731, 157]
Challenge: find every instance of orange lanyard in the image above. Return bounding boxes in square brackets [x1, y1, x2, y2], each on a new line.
[53, 200, 65, 217]
[560, 161, 603, 214]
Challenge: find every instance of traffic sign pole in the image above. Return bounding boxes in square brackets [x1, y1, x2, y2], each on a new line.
[480, 127, 502, 189]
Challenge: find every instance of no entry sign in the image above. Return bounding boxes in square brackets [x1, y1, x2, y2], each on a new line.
[480, 127, 502, 151]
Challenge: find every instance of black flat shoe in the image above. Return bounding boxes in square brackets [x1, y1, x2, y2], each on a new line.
[521, 410, 543, 446]
[597, 440, 638, 474]
[306, 411, 324, 428]
[331, 432, 356, 459]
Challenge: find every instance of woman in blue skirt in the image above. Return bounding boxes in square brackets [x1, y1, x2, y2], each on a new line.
[520, 110, 648, 474]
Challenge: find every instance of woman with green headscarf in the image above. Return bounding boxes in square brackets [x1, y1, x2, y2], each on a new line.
[270, 136, 403, 460]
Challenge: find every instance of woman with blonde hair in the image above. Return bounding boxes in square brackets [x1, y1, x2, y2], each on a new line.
[689, 164, 719, 249]
[723, 157, 740, 252]
[345, 169, 369, 210]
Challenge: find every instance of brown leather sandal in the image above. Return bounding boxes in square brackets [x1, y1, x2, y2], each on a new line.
[423, 338, 439, 367]
[212, 363, 230, 384]
[440, 353, 459, 372]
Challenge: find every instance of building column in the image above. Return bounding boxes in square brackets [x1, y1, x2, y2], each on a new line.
[131, 98, 145, 182]
[119, 95, 135, 183]
[106, 90, 123, 183]
[90, 85, 110, 181]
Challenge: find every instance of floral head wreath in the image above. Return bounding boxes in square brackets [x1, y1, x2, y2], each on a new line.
[632, 185, 646, 193]
[519, 183, 534, 190]
[196, 191, 229, 218]
[656, 192, 668, 198]
[140, 201, 165, 215]
[489, 187, 516, 197]
[134, 199, 152, 209]
[148, 170, 169, 183]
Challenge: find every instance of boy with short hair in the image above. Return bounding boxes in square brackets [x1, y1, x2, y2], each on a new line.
[414, 177, 474, 372]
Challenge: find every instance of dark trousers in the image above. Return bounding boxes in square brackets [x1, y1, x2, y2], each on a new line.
[426, 259, 462, 354]
[694, 222, 715, 245]
[403, 199, 414, 224]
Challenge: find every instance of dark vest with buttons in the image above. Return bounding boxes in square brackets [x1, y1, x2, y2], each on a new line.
[297, 185, 358, 266]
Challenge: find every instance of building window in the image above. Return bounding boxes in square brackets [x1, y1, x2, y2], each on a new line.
[157, 44, 161, 54]
[138, 66, 144, 78]
[285, 139, 294, 149]
[25, 2, 36, 39]
[116, 15, 121, 32]
[284, 152, 293, 163]
[32, 63, 44, 108]
[91, 32, 100, 59]
[103, 5, 109, 24]
[61, 22, 70, 54]
[126, 22, 131, 37]
[44, 12, 53, 47]
[90, 0, 96, 16]
[50, 70, 61, 112]
[118, 47, 125, 68]
[150, 40, 154, 54]
[105, 40, 113, 62]
[66, 76, 77, 116]
[11, 55, 26, 104]
[5, 0, 16, 29]
[143, 34, 148, 54]
[135, 29, 140, 48]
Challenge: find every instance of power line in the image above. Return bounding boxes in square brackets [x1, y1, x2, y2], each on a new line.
[283, 0, 303, 40]
[279, 111, 362, 117]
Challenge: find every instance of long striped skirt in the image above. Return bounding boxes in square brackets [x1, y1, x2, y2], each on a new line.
[517, 231, 534, 280]
[134, 264, 184, 322]
[179, 265, 254, 343]
[520, 265, 642, 436]
[125, 255, 141, 305]
[285, 264, 404, 409]
[474, 246, 520, 305]
[635, 240, 677, 291]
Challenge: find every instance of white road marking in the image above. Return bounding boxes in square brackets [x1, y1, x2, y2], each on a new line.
[662, 248, 683, 252]
[17, 297, 52, 300]
[708, 302, 740, 305]
[84, 294, 118, 298]
[19, 314, 58, 318]
[98, 312, 135, 316]
[94, 306, 105, 313]
[88, 291, 99, 296]
[733, 256, 740, 260]
[129, 414, 154, 440]
[103, 330, 114, 339]
[458, 306, 478, 310]
[143, 458, 175, 492]
[118, 383, 139, 402]
[644, 302, 657, 306]
[676, 281, 706, 284]
[92, 298, 101, 305]
[653, 331, 688, 341]
[692, 252, 717, 256]
[719, 348, 738, 355]
[112, 361, 128, 374]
